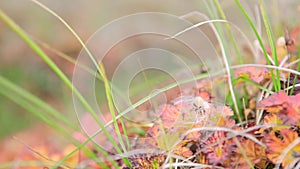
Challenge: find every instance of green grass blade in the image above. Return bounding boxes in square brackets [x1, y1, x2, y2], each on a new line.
[30, 0, 129, 154]
[37, 38, 130, 112]
[0, 76, 68, 136]
[289, 58, 300, 95]
[213, 0, 243, 64]
[259, 0, 281, 91]
[233, 76, 274, 94]
[205, 0, 242, 122]
[0, 75, 76, 130]
[234, 0, 279, 92]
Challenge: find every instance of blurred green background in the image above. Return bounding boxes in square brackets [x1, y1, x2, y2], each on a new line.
[0, 0, 299, 139]
[0, 0, 207, 139]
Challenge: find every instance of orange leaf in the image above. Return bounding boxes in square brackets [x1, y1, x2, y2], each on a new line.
[256, 113, 289, 134]
[264, 129, 300, 168]
[264, 113, 283, 125]
[233, 139, 267, 168]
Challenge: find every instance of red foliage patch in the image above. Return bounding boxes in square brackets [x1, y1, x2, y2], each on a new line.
[258, 91, 300, 125]
[234, 67, 269, 84]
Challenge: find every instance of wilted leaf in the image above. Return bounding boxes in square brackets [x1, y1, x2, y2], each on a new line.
[173, 140, 195, 158]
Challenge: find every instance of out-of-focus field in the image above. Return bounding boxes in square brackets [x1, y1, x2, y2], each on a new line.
[0, 0, 214, 142]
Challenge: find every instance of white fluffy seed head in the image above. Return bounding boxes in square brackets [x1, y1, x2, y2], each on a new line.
[193, 96, 210, 109]
[276, 36, 286, 47]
